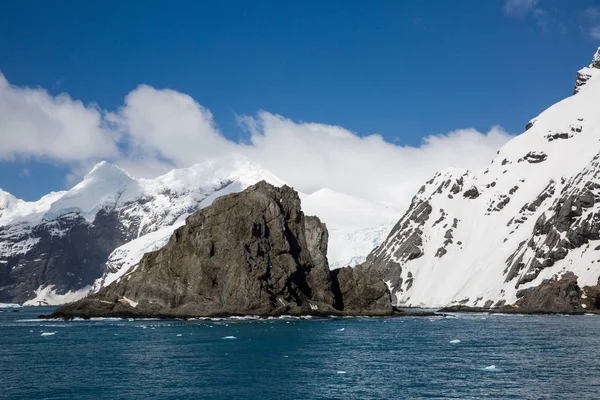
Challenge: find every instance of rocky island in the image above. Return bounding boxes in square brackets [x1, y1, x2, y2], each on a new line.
[48, 182, 395, 319]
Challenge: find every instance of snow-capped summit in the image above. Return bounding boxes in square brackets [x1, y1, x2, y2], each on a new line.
[363, 48, 600, 308]
[0, 189, 17, 213]
[44, 161, 140, 222]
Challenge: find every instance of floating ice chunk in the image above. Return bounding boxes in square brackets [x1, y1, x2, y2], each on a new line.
[222, 336, 237, 339]
[482, 365, 500, 371]
[41, 331, 56, 336]
[449, 339, 461, 344]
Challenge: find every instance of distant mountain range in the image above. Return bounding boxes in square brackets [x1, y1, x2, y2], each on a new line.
[3, 47, 600, 311]
[0, 154, 398, 305]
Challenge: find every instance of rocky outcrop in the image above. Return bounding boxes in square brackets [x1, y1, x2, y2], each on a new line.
[331, 265, 392, 314]
[574, 47, 600, 94]
[514, 273, 584, 313]
[49, 182, 393, 318]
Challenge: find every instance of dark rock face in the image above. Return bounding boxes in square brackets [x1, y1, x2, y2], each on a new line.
[331, 265, 392, 313]
[463, 186, 479, 199]
[521, 151, 547, 164]
[50, 182, 392, 318]
[574, 47, 600, 94]
[0, 210, 128, 304]
[574, 70, 594, 94]
[505, 155, 600, 287]
[525, 120, 535, 131]
[514, 273, 584, 313]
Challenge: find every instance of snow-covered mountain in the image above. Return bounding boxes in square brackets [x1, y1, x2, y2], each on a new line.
[0, 154, 399, 304]
[363, 47, 600, 308]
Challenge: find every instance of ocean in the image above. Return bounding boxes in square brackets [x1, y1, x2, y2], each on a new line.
[1, 307, 599, 399]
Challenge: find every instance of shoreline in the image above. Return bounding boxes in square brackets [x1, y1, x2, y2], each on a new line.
[38, 306, 445, 320]
[36, 305, 600, 320]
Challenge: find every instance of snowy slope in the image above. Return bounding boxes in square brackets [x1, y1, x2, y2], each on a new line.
[364, 47, 600, 308]
[301, 189, 399, 268]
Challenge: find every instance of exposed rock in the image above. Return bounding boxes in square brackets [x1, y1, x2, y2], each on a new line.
[521, 151, 548, 164]
[514, 273, 584, 313]
[545, 131, 571, 142]
[525, 120, 535, 131]
[463, 186, 479, 199]
[331, 264, 392, 314]
[49, 182, 392, 318]
[0, 210, 128, 304]
[574, 47, 600, 94]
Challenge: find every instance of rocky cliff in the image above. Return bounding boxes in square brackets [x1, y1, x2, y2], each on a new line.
[50, 182, 392, 318]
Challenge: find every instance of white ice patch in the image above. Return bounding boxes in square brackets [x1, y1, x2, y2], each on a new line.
[0, 303, 21, 308]
[482, 365, 500, 371]
[23, 285, 91, 306]
[120, 297, 138, 308]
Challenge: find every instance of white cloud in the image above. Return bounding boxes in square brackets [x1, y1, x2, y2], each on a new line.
[0, 74, 119, 162]
[107, 85, 234, 168]
[0, 74, 513, 206]
[503, 0, 539, 16]
[237, 112, 511, 205]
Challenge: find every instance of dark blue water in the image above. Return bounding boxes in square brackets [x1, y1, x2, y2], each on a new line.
[2, 308, 600, 399]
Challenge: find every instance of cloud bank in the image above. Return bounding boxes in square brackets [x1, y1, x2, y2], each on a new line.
[0, 73, 513, 206]
[0, 75, 119, 162]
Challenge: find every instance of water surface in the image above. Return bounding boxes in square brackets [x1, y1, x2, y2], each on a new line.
[2, 307, 599, 399]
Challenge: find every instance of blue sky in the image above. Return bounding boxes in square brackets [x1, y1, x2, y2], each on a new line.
[1, 0, 600, 200]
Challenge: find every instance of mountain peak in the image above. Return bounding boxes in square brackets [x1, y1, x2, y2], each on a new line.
[574, 47, 600, 94]
[0, 189, 18, 211]
[84, 161, 133, 182]
[592, 47, 600, 69]
[43, 162, 139, 222]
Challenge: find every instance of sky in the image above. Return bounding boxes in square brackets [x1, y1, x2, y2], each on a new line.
[0, 0, 599, 202]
